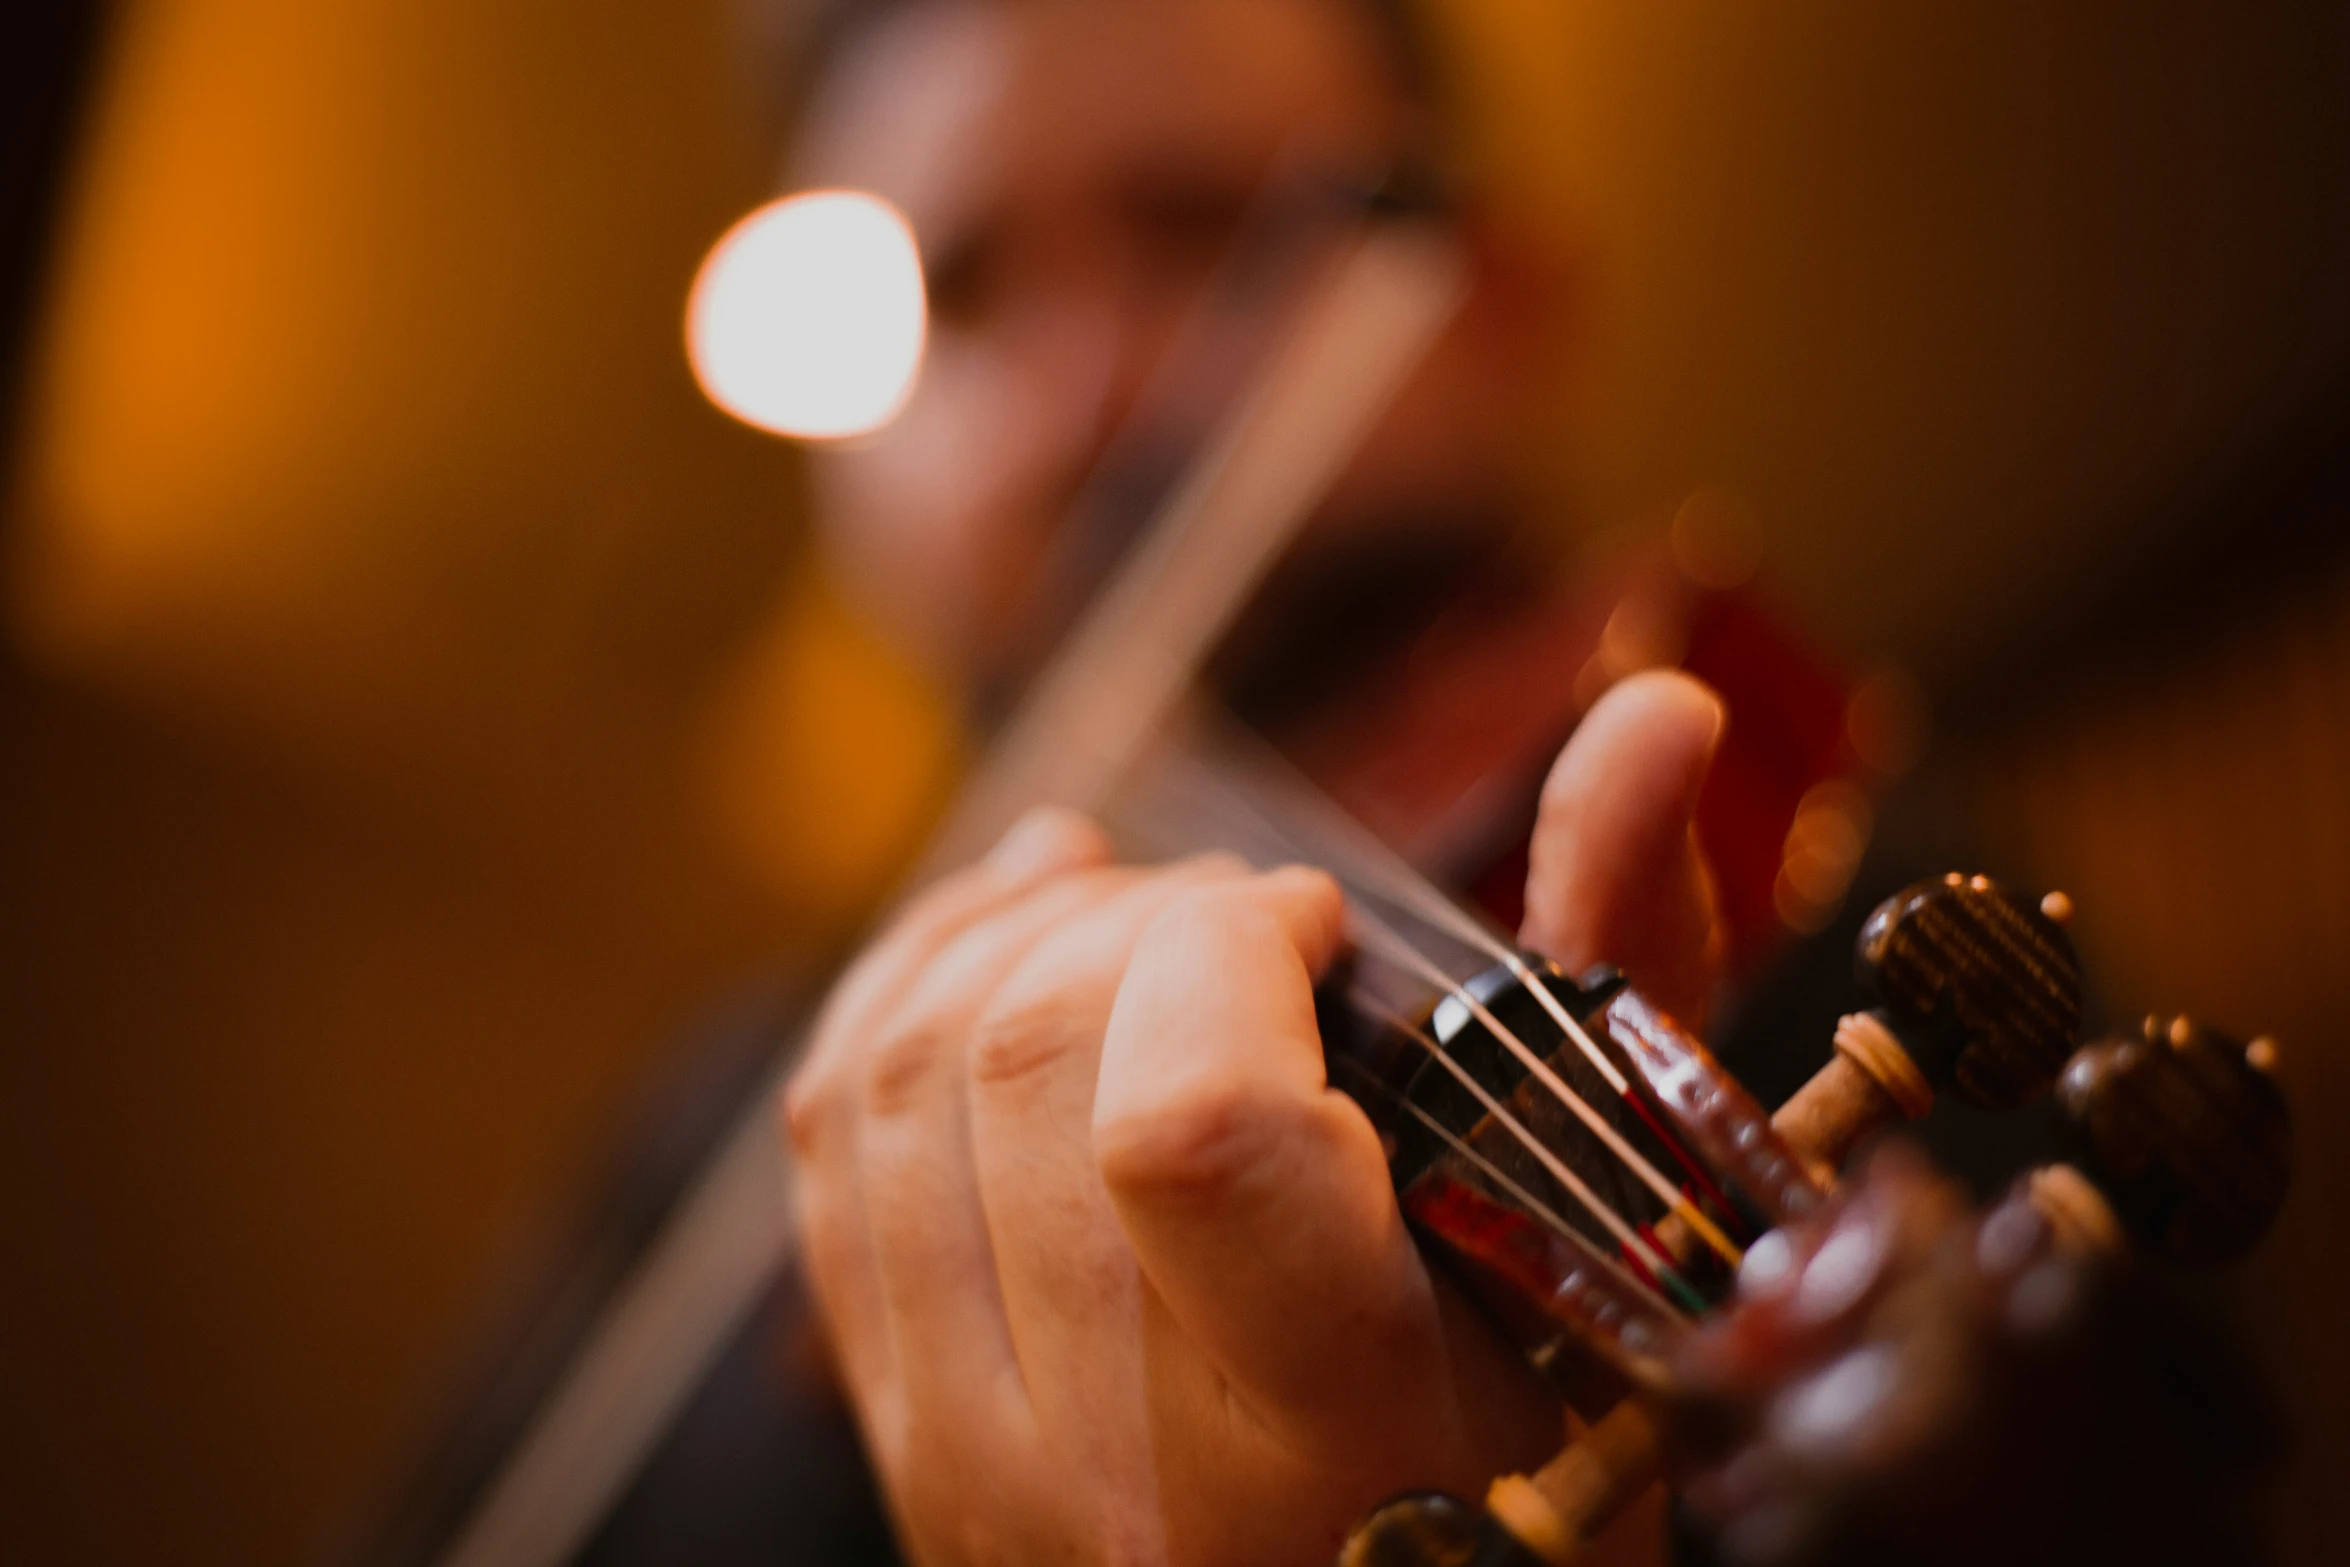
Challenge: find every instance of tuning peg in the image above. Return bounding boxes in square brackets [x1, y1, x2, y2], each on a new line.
[1854, 874, 2082, 1111]
[2056, 1015, 2292, 1264]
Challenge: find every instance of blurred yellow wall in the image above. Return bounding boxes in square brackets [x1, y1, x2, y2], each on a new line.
[1443, 0, 2350, 679]
[12, 0, 954, 917]
[3, 4, 948, 1565]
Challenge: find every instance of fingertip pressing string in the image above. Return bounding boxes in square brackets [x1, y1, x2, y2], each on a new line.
[1111, 735, 1745, 1290]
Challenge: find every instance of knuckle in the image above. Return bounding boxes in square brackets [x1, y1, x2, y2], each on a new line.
[966, 926, 1114, 1087]
[1095, 1078, 1271, 1200]
[968, 989, 1074, 1088]
[862, 1020, 953, 1117]
[780, 1069, 833, 1154]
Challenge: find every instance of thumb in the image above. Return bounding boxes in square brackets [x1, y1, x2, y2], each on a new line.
[1522, 670, 1727, 1025]
[1093, 868, 1454, 1461]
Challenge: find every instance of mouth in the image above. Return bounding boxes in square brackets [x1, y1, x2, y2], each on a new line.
[1206, 504, 1538, 738]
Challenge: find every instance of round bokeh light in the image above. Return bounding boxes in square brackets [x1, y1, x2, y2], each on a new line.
[686, 190, 926, 441]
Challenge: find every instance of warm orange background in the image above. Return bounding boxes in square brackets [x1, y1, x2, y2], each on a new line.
[3, 3, 2344, 1563]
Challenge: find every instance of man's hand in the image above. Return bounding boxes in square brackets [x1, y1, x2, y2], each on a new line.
[784, 671, 1727, 1565]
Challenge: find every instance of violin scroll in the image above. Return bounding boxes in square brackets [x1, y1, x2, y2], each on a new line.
[1854, 873, 2082, 1111]
[2057, 1015, 2292, 1264]
[1665, 1150, 2280, 1567]
[1335, 876, 2295, 1567]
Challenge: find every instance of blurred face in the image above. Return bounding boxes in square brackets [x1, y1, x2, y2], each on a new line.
[798, 0, 1550, 703]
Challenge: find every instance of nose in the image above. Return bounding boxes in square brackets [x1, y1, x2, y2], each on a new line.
[1021, 290, 1133, 481]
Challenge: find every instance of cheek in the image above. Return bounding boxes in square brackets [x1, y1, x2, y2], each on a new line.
[1317, 305, 1540, 520]
[1384, 314, 1536, 468]
[812, 346, 1022, 653]
[814, 329, 1110, 661]
[822, 350, 1000, 553]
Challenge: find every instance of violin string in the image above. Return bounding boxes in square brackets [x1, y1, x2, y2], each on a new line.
[1147, 740, 1748, 1270]
[1174, 729, 1641, 1097]
[1340, 988, 1699, 1316]
[1343, 906, 1743, 1270]
[1105, 735, 1752, 1274]
[1342, 981, 1682, 1289]
[1168, 746, 1758, 1248]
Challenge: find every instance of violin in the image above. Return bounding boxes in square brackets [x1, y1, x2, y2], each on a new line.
[409, 187, 2297, 1567]
[906, 182, 2298, 1563]
[1287, 868, 2294, 1567]
[1070, 710, 2291, 1566]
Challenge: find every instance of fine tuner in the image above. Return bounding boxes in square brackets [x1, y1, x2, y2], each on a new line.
[1315, 871, 2293, 1567]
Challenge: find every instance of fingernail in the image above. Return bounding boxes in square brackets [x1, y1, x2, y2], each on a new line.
[1974, 1193, 2048, 1279]
[987, 806, 1096, 884]
[1792, 1206, 1886, 1324]
[2005, 1256, 2084, 1340]
[1770, 1344, 1898, 1459]
[1737, 1228, 1799, 1301]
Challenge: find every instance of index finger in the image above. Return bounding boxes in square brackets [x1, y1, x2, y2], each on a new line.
[785, 807, 1112, 1153]
[1521, 670, 1727, 1026]
[1094, 868, 1462, 1465]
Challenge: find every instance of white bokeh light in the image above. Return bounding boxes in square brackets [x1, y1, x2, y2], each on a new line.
[686, 190, 926, 441]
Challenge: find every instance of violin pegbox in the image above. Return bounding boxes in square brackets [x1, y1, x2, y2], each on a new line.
[1665, 1145, 2282, 1567]
[2057, 1015, 2292, 1264]
[1331, 872, 2302, 1567]
[1855, 873, 2082, 1111]
[1659, 1005, 2296, 1567]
